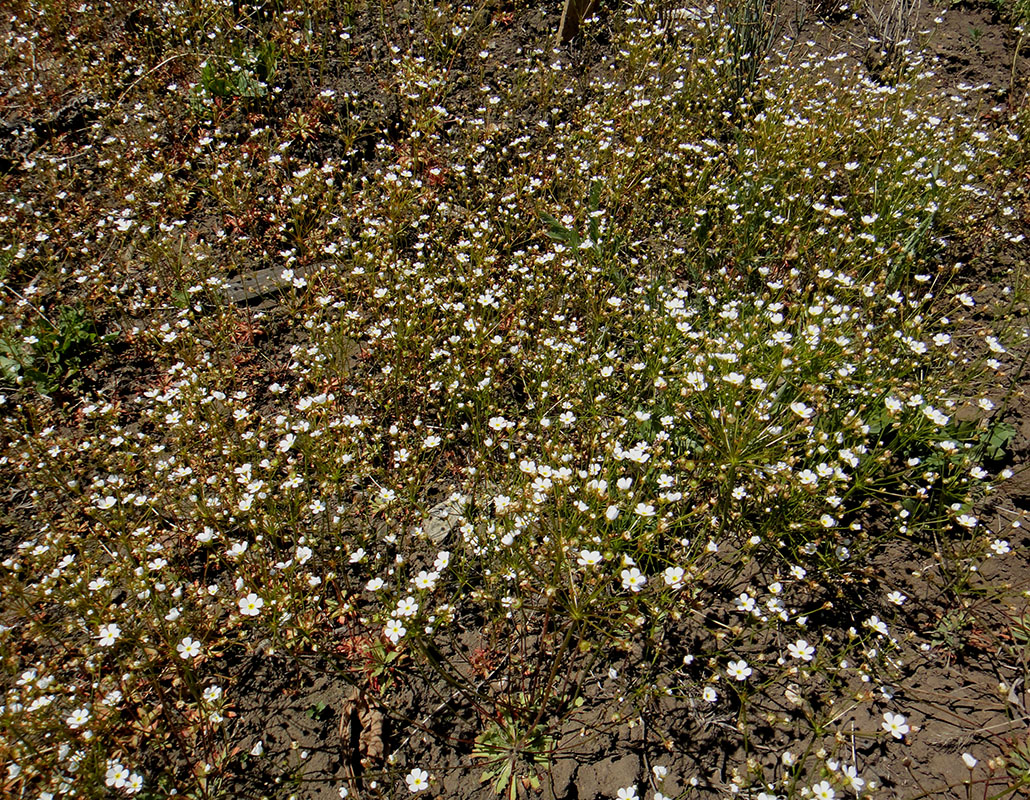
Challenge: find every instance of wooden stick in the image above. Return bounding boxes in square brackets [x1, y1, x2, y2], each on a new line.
[557, 0, 598, 44]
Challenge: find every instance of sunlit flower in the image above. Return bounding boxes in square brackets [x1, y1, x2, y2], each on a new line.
[384, 618, 406, 644]
[811, 780, 835, 800]
[177, 637, 202, 660]
[406, 767, 429, 792]
[621, 568, 647, 592]
[238, 593, 264, 616]
[578, 549, 602, 567]
[97, 623, 121, 647]
[882, 711, 909, 739]
[727, 659, 752, 681]
[787, 640, 815, 661]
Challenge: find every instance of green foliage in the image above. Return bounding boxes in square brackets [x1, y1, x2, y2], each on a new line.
[189, 40, 279, 112]
[472, 702, 555, 800]
[0, 306, 110, 396]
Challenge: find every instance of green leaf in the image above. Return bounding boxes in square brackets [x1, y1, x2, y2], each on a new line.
[985, 422, 1016, 461]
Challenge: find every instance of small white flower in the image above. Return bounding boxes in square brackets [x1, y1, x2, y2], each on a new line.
[811, 780, 835, 800]
[105, 762, 130, 788]
[66, 708, 90, 729]
[616, 786, 639, 800]
[177, 637, 202, 660]
[663, 566, 685, 589]
[577, 549, 602, 567]
[787, 639, 815, 662]
[633, 502, 656, 517]
[962, 752, 977, 769]
[790, 401, 815, 419]
[384, 618, 406, 644]
[238, 592, 264, 616]
[991, 539, 1011, 555]
[406, 767, 430, 792]
[887, 591, 907, 606]
[727, 659, 752, 681]
[97, 623, 121, 647]
[882, 711, 909, 739]
[621, 568, 647, 592]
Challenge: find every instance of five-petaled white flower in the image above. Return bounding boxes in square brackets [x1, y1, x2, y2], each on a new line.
[384, 618, 406, 644]
[177, 637, 202, 660]
[727, 659, 752, 681]
[238, 592, 264, 616]
[105, 762, 130, 788]
[97, 622, 121, 647]
[405, 767, 429, 793]
[616, 786, 639, 800]
[811, 780, 835, 800]
[578, 549, 602, 567]
[787, 639, 815, 662]
[66, 707, 90, 729]
[621, 567, 647, 592]
[663, 566, 685, 589]
[882, 711, 909, 739]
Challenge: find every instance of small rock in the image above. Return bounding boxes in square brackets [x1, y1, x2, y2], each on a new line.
[416, 493, 469, 544]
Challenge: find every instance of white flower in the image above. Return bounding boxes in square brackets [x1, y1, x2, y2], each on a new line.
[238, 593, 264, 616]
[106, 762, 130, 788]
[842, 764, 865, 792]
[616, 786, 639, 800]
[787, 640, 815, 661]
[250, 740, 264, 756]
[634, 502, 656, 517]
[406, 767, 430, 792]
[66, 708, 90, 729]
[962, 752, 977, 769]
[663, 566, 685, 589]
[811, 780, 835, 800]
[790, 401, 815, 419]
[384, 618, 406, 644]
[177, 637, 201, 660]
[702, 686, 718, 702]
[727, 659, 752, 681]
[125, 773, 144, 794]
[882, 711, 909, 739]
[97, 623, 121, 647]
[621, 568, 647, 592]
[605, 505, 620, 521]
[578, 549, 602, 567]
[395, 596, 419, 617]
[991, 539, 1011, 555]
[203, 686, 223, 703]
